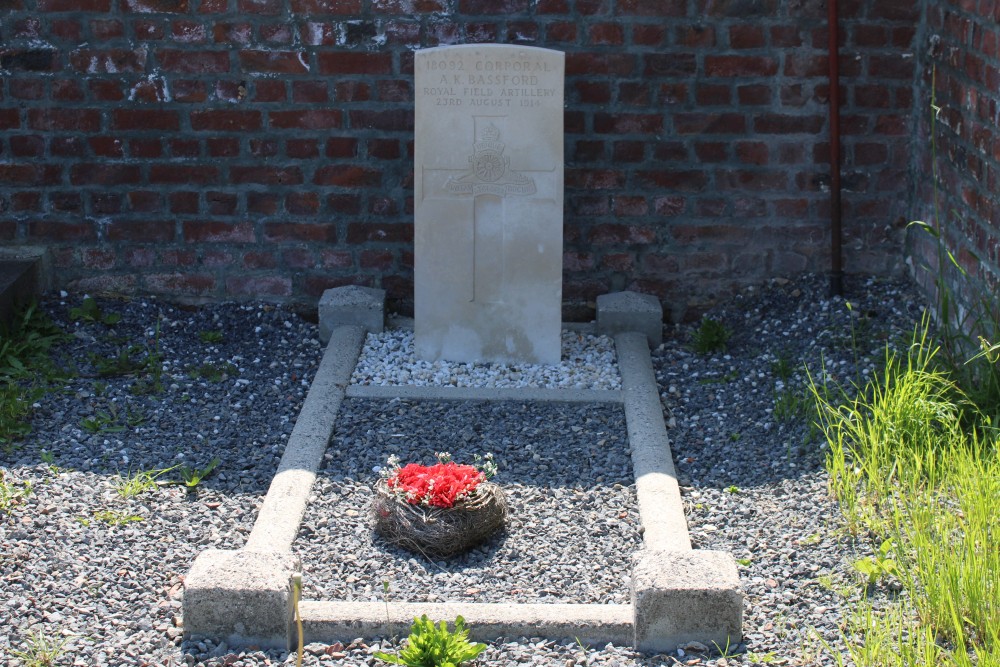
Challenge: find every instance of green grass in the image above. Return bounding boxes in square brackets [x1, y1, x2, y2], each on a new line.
[112, 467, 172, 498]
[811, 322, 1000, 666]
[0, 470, 32, 512]
[92, 509, 144, 526]
[187, 361, 238, 383]
[11, 629, 68, 667]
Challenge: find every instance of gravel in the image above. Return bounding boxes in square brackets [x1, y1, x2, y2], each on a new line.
[0, 275, 926, 667]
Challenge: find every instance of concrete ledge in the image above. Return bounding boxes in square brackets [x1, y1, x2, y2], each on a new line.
[597, 292, 663, 348]
[183, 549, 301, 650]
[245, 325, 366, 551]
[346, 384, 623, 404]
[299, 601, 633, 647]
[631, 549, 743, 654]
[318, 286, 385, 343]
[615, 332, 691, 551]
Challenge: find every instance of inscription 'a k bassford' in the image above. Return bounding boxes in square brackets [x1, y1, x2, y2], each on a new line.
[414, 45, 565, 364]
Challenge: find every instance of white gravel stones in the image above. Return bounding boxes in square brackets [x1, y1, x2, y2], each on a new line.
[351, 329, 621, 390]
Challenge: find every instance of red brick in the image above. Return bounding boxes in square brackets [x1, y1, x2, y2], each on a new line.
[737, 84, 770, 105]
[9, 79, 45, 100]
[292, 80, 329, 103]
[12, 192, 42, 212]
[588, 23, 624, 45]
[594, 113, 662, 134]
[673, 112, 746, 134]
[348, 110, 413, 131]
[327, 194, 361, 213]
[206, 192, 238, 215]
[716, 169, 788, 191]
[642, 53, 696, 76]
[317, 51, 392, 74]
[79, 248, 117, 270]
[676, 25, 715, 47]
[150, 164, 220, 184]
[567, 53, 636, 76]
[263, 222, 337, 242]
[576, 0, 610, 14]
[615, 0, 684, 15]
[10, 135, 44, 157]
[368, 138, 400, 159]
[191, 110, 262, 131]
[705, 55, 778, 77]
[286, 139, 320, 158]
[536, 0, 568, 11]
[754, 114, 824, 134]
[612, 141, 646, 162]
[249, 139, 280, 158]
[124, 0, 188, 10]
[735, 141, 768, 165]
[313, 165, 380, 187]
[0, 109, 20, 130]
[729, 25, 765, 49]
[242, 251, 277, 270]
[373, 0, 446, 12]
[123, 248, 156, 267]
[290, 0, 362, 11]
[286, 192, 320, 215]
[50, 18, 82, 40]
[0, 49, 57, 73]
[28, 108, 101, 131]
[546, 22, 577, 42]
[146, 273, 216, 295]
[632, 24, 665, 46]
[156, 48, 230, 73]
[238, 0, 281, 11]
[588, 224, 656, 245]
[653, 196, 685, 216]
[28, 220, 96, 241]
[346, 222, 411, 244]
[37, 0, 109, 9]
[566, 169, 626, 190]
[457, 0, 529, 12]
[637, 170, 708, 191]
[613, 196, 648, 216]
[127, 191, 161, 212]
[231, 166, 303, 185]
[70, 164, 141, 186]
[575, 81, 611, 104]
[239, 49, 309, 73]
[169, 138, 200, 157]
[113, 109, 180, 130]
[91, 18, 125, 38]
[89, 136, 126, 158]
[338, 80, 374, 101]
[183, 221, 255, 243]
[260, 22, 294, 43]
[695, 142, 728, 162]
[206, 137, 239, 157]
[695, 84, 731, 105]
[599, 253, 633, 271]
[246, 192, 279, 215]
[270, 110, 342, 129]
[69, 48, 147, 73]
[50, 192, 82, 212]
[359, 250, 394, 270]
[226, 275, 292, 297]
[51, 137, 85, 157]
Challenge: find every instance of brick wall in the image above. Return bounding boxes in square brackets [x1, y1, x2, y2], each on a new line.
[908, 0, 1000, 328]
[1, 0, 924, 320]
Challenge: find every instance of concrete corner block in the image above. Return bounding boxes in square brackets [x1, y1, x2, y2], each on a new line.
[318, 285, 385, 343]
[183, 549, 301, 650]
[631, 549, 743, 654]
[597, 291, 663, 348]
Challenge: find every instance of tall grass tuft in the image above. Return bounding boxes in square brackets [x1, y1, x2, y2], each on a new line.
[811, 320, 999, 666]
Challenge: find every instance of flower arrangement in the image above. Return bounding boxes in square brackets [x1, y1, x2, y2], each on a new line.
[381, 452, 497, 509]
[373, 452, 507, 558]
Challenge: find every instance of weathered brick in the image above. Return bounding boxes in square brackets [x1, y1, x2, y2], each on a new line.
[37, 0, 110, 10]
[69, 48, 147, 73]
[705, 55, 778, 77]
[290, 0, 362, 11]
[28, 220, 96, 241]
[270, 110, 342, 129]
[231, 166, 303, 185]
[146, 273, 216, 295]
[183, 221, 255, 243]
[156, 48, 229, 73]
[314, 165, 381, 187]
[240, 49, 309, 73]
[346, 222, 411, 244]
[0, 49, 60, 71]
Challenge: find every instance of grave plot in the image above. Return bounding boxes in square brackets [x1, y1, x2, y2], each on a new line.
[295, 399, 640, 605]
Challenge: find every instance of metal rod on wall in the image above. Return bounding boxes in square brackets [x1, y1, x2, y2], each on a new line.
[828, 0, 844, 296]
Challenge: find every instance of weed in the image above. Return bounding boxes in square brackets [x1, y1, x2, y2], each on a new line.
[736, 557, 752, 567]
[178, 457, 221, 489]
[771, 354, 795, 381]
[11, 629, 68, 667]
[199, 330, 224, 344]
[853, 539, 898, 590]
[691, 318, 732, 355]
[799, 533, 822, 546]
[70, 296, 121, 325]
[187, 361, 238, 383]
[0, 470, 32, 512]
[374, 615, 487, 667]
[724, 485, 740, 494]
[112, 467, 173, 498]
[729, 432, 741, 441]
[80, 411, 124, 434]
[773, 386, 813, 424]
[746, 651, 783, 665]
[92, 510, 144, 526]
[0, 382, 40, 448]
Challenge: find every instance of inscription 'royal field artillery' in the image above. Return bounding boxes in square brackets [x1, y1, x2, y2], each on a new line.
[414, 45, 565, 365]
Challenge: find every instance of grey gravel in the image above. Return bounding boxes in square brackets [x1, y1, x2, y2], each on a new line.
[0, 275, 926, 666]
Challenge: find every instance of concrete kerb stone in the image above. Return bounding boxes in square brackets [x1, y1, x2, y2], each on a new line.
[183, 549, 302, 650]
[318, 285, 385, 344]
[182, 325, 366, 645]
[299, 601, 633, 647]
[597, 291, 663, 348]
[631, 549, 743, 654]
[346, 384, 623, 404]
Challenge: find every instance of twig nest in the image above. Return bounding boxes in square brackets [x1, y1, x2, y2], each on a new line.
[372, 480, 508, 558]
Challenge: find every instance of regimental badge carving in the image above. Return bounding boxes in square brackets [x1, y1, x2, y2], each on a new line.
[445, 123, 537, 197]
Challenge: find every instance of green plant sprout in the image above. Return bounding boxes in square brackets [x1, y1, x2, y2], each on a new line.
[724, 485, 740, 494]
[199, 330, 225, 343]
[691, 318, 732, 355]
[853, 539, 898, 590]
[92, 510, 144, 526]
[0, 470, 32, 512]
[178, 457, 221, 488]
[187, 361, 238, 383]
[11, 629, 68, 667]
[374, 615, 486, 667]
[70, 296, 121, 325]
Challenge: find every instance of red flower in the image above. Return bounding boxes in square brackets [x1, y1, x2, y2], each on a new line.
[386, 462, 485, 508]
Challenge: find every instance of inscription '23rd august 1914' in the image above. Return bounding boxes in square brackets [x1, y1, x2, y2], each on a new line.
[423, 57, 558, 108]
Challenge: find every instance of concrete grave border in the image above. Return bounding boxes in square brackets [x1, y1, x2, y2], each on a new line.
[183, 288, 742, 653]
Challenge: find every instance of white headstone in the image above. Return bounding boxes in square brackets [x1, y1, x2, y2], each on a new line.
[414, 44, 564, 364]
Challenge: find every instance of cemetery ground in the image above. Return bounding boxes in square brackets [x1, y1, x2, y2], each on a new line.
[1, 275, 996, 667]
